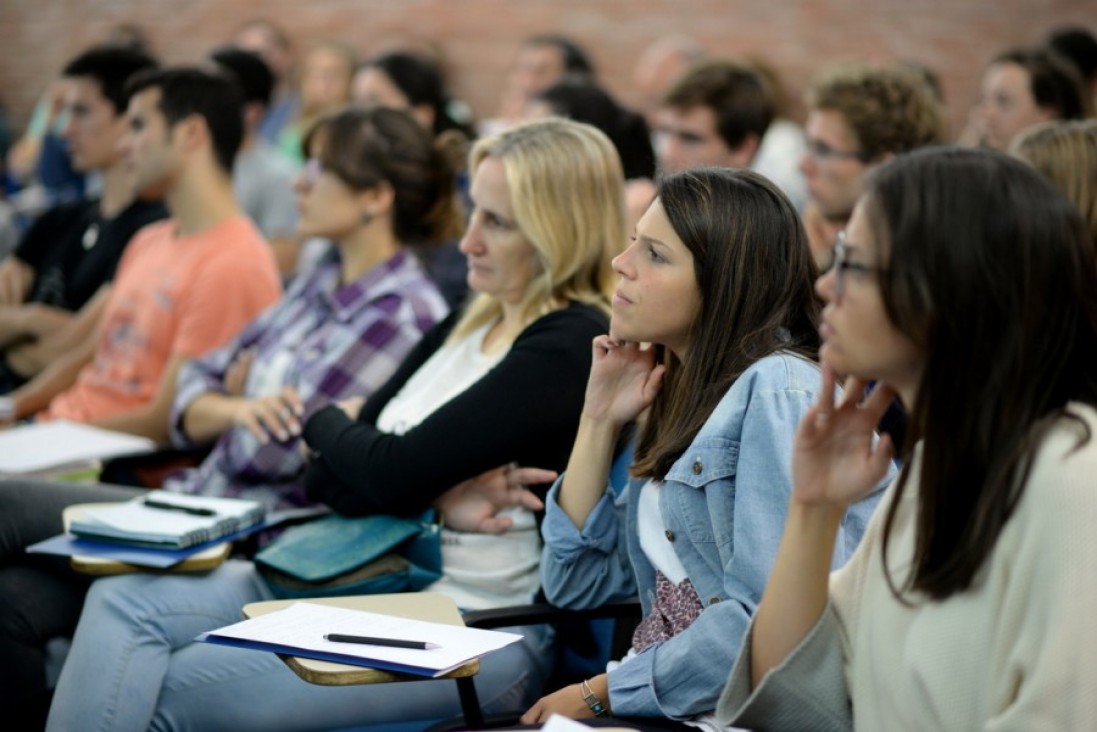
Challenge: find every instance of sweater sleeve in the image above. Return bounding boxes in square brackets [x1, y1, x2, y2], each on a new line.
[302, 305, 607, 517]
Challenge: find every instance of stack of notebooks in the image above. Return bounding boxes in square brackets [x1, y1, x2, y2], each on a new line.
[69, 493, 266, 549]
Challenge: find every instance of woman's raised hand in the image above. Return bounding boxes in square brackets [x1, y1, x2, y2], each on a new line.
[793, 365, 896, 507]
[581, 336, 665, 426]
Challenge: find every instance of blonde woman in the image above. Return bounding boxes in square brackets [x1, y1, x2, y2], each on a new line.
[49, 118, 624, 731]
[1011, 119, 1097, 245]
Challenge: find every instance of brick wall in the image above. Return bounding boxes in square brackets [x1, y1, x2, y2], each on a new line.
[1, 0, 1093, 137]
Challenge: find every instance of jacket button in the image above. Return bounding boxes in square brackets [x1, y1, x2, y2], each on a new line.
[709, 596, 721, 605]
[664, 529, 675, 542]
[692, 460, 703, 475]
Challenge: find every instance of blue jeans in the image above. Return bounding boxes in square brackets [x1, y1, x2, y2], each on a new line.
[48, 560, 553, 731]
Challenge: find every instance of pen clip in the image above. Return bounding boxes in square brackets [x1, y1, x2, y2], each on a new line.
[142, 498, 217, 517]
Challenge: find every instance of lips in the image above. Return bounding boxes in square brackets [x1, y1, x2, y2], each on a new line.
[613, 289, 632, 306]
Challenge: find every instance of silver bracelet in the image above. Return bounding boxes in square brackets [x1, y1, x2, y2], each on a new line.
[580, 678, 610, 717]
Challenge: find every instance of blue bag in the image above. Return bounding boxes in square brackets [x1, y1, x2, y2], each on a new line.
[254, 511, 442, 599]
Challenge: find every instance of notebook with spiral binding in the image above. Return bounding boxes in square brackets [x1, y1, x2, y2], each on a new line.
[68, 493, 265, 549]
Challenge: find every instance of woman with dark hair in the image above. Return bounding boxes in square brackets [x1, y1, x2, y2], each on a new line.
[719, 147, 1097, 729]
[976, 46, 1091, 150]
[520, 167, 884, 726]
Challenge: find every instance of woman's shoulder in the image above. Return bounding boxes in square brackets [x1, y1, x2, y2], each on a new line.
[1024, 403, 1097, 509]
[735, 351, 822, 396]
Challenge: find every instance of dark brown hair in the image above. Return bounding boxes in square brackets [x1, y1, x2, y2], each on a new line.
[632, 167, 820, 478]
[866, 147, 1097, 599]
[303, 105, 462, 243]
[992, 46, 1092, 120]
[662, 60, 774, 151]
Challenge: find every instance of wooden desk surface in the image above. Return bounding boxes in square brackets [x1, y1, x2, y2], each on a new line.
[242, 593, 480, 685]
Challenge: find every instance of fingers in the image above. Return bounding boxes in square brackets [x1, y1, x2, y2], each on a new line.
[243, 397, 303, 443]
[477, 516, 515, 535]
[279, 386, 306, 418]
[506, 467, 558, 487]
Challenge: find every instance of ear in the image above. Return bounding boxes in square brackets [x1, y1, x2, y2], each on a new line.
[357, 180, 396, 218]
[411, 104, 436, 132]
[172, 113, 209, 155]
[728, 133, 761, 167]
[243, 102, 266, 132]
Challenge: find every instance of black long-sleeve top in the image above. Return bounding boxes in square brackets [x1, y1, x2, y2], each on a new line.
[302, 302, 608, 517]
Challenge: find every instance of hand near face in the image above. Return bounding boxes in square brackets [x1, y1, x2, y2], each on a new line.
[581, 335, 665, 427]
[233, 386, 305, 444]
[792, 365, 895, 507]
[434, 463, 555, 534]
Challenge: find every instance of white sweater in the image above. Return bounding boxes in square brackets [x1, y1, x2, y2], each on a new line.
[719, 403, 1097, 731]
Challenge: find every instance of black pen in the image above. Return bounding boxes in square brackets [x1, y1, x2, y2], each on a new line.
[142, 498, 217, 517]
[323, 633, 440, 650]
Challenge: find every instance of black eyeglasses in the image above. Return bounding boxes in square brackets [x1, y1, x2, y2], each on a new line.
[831, 231, 883, 298]
[804, 139, 869, 164]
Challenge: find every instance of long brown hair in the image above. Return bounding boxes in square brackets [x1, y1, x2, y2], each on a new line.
[632, 168, 821, 479]
[867, 147, 1097, 599]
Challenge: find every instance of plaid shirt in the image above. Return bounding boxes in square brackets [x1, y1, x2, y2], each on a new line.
[165, 248, 448, 509]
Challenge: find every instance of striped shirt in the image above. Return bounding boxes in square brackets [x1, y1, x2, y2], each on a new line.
[165, 248, 448, 509]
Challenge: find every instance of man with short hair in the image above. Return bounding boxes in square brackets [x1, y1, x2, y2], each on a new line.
[4, 68, 281, 441]
[210, 46, 299, 277]
[800, 64, 945, 266]
[652, 58, 808, 210]
[0, 47, 166, 394]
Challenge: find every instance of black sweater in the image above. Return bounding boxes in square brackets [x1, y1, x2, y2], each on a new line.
[302, 303, 608, 517]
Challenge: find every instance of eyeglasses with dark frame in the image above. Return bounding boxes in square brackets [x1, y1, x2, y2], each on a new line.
[831, 231, 884, 298]
[804, 139, 870, 164]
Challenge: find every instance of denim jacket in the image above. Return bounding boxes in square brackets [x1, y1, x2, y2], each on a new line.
[540, 352, 890, 720]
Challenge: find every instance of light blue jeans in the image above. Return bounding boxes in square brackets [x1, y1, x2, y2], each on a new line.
[47, 560, 553, 731]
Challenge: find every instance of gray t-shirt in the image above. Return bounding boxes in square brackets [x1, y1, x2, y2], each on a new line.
[233, 141, 298, 239]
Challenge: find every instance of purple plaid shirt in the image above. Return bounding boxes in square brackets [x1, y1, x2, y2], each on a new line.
[164, 248, 448, 509]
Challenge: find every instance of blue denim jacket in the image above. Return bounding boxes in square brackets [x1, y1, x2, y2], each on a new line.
[540, 353, 890, 719]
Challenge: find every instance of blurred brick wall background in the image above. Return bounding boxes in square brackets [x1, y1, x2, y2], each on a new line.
[1, 0, 1093, 137]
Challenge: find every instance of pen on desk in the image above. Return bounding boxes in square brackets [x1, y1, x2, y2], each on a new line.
[323, 634, 440, 650]
[142, 498, 217, 517]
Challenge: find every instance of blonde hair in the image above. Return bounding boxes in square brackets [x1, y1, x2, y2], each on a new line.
[1012, 119, 1097, 246]
[450, 117, 622, 341]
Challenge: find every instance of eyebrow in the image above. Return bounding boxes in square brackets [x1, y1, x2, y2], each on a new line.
[637, 233, 669, 250]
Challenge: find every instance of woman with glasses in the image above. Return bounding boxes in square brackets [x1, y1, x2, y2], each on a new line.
[48, 117, 623, 731]
[718, 147, 1097, 729]
[520, 167, 884, 727]
[0, 104, 453, 728]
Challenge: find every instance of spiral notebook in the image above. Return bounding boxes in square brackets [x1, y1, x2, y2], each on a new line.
[68, 493, 265, 549]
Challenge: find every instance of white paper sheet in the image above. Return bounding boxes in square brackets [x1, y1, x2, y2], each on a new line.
[198, 602, 523, 676]
[0, 420, 155, 474]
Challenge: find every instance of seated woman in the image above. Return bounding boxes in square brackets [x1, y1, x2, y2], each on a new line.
[521, 168, 885, 727]
[718, 148, 1097, 729]
[47, 117, 625, 731]
[1011, 118, 1097, 246]
[0, 104, 454, 729]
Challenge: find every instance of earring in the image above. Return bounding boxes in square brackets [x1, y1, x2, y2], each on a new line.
[361, 211, 374, 226]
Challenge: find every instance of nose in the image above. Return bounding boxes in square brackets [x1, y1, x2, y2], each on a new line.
[611, 240, 638, 279]
[292, 170, 309, 195]
[799, 150, 816, 177]
[459, 215, 485, 256]
[60, 114, 76, 142]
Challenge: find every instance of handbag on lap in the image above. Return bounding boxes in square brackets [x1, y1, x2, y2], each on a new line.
[254, 511, 442, 599]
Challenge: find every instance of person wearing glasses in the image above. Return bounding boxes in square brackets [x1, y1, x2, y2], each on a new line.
[799, 64, 944, 270]
[520, 168, 885, 727]
[718, 146, 1097, 730]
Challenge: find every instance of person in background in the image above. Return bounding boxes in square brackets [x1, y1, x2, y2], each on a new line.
[799, 64, 945, 269]
[1048, 26, 1097, 105]
[210, 47, 301, 279]
[486, 34, 595, 134]
[49, 117, 624, 731]
[975, 46, 1090, 151]
[718, 147, 1097, 730]
[0, 104, 453, 728]
[233, 18, 298, 145]
[0, 47, 165, 398]
[1011, 118, 1097, 246]
[521, 168, 885, 727]
[525, 75, 655, 231]
[351, 49, 478, 306]
[2, 68, 281, 436]
[274, 40, 355, 165]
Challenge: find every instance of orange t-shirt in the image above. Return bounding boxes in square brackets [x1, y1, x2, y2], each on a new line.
[44, 215, 281, 423]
